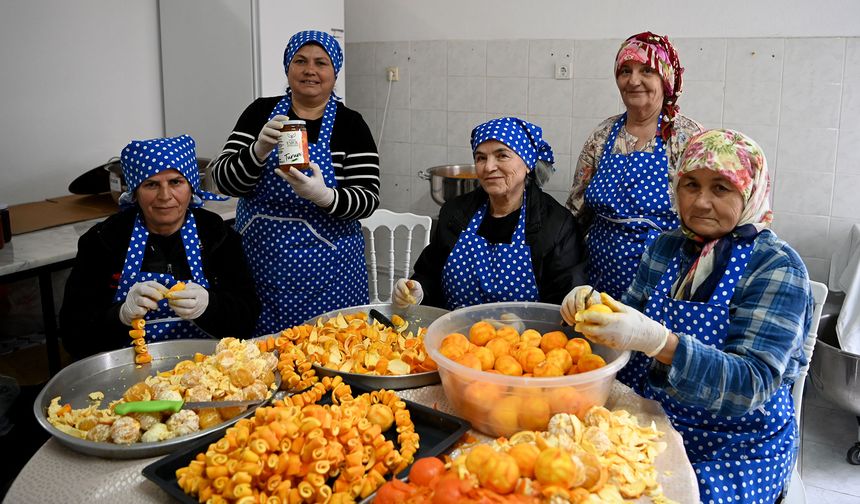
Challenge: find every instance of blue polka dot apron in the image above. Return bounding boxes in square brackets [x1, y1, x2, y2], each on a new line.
[441, 191, 538, 310]
[619, 239, 796, 504]
[584, 113, 678, 298]
[113, 212, 210, 341]
[235, 94, 368, 335]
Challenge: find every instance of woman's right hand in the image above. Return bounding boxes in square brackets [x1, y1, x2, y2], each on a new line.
[393, 279, 424, 308]
[560, 285, 600, 325]
[119, 280, 168, 325]
[252, 114, 288, 163]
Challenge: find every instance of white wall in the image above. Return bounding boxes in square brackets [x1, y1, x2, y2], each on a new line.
[0, 0, 163, 206]
[346, 0, 860, 42]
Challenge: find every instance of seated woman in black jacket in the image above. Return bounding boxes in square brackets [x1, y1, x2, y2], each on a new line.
[60, 135, 260, 360]
[393, 117, 587, 310]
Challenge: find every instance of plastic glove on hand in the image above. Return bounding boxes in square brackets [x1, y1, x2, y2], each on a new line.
[252, 114, 288, 162]
[392, 279, 424, 308]
[560, 285, 602, 325]
[275, 162, 335, 207]
[167, 281, 210, 320]
[119, 281, 168, 326]
[574, 293, 670, 357]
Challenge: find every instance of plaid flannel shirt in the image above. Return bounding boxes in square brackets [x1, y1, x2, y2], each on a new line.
[622, 228, 813, 417]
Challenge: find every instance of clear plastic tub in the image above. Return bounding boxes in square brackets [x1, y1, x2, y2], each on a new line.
[425, 302, 630, 437]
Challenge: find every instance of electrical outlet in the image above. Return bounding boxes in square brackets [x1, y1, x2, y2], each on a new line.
[555, 63, 571, 80]
[386, 66, 400, 82]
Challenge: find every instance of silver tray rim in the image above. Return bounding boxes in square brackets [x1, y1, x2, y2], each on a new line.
[300, 303, 448, 390]
[33, 339, 279, 459]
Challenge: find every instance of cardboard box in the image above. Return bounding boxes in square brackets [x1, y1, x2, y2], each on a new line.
[9, 193, 117, 235]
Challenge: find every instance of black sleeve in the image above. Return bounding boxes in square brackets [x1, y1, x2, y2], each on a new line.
[327, 107, 381, 220]
[59, 230, 129, 360]
[192, 223, 260, 338]
[410, 204, 460, 309]
[210, 98, 278, 197]
[536, 204, 588, 304]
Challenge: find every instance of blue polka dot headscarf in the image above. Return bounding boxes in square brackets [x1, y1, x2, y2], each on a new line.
[119, 135, 225, 209]
[283, 30, 343, 79]
[470, 117, 554, 170]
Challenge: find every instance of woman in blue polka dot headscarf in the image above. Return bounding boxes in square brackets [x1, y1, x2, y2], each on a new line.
[210, 30, 380, 335]
[562, 129, 814, 504]
[59, 135, 260, 359]
[393, 117, 587, 310]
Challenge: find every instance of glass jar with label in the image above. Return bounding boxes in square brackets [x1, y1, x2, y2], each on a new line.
[278, 120, 310, 170]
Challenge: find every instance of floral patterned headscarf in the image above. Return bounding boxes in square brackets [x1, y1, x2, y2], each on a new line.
[615, 31, 683, 143]
[671, 129, 773, 301]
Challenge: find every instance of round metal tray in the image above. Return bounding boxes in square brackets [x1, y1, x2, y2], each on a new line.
[33, 339, 279, 459]
[303, 303, 449, 390]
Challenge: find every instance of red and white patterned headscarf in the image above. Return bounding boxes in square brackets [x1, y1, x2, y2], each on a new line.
[615, 31, 684, 143]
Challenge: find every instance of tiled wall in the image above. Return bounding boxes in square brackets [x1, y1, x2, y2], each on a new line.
[346, 37, 860, 283]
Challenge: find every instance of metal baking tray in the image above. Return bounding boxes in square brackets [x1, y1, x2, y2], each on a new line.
[143, 383, 470, 503]
[304, 303, 449, 390]
[33, 339, 280, 459]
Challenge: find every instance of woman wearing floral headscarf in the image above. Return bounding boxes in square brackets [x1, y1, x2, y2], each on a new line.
[567, 31, 704, 299]
[211, 31, 379, 334]
[563, 130, 813, 504]
[394, 117, 586, 310]
[60, 135, 260, 359]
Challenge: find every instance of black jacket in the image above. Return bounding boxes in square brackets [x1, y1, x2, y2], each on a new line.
[411, 182, 587, 308]
[59, 207, 260, 360]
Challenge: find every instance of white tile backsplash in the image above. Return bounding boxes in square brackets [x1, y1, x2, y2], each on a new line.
[776, 126, 838, 173]
[679, 80, 725, 125]
[345, 42, 375, 77]
[784, 38, 845, 84]
[836, 128, 860, 173]
[410, 40, 447, 77]
[723, 80, 782, 125]
[773, 170, 833, 216]
[487, 40, 529, 78]
[410, 110, 447, 145]
[528, 78, 573, 116]
[572, 78, 619, 119]
[528, 39, 574, 79]
[354, 37, 858, 281]
[831, 172, 860, 219]
[447, 76, 486, 112]
[673, 38, 727, 82]
[780, 81, 842, 128]
[410, 75, 447, 110]
[771, 213, 830, 258]
[486, 77, 528, 115]
[527, 114, 572, 155]
[572, 39, 617, 79]
[725, 38, 784, 83]
[447, 40, 487, 77]
[828, 217, 860, 263]
[802, 257, 831, 284]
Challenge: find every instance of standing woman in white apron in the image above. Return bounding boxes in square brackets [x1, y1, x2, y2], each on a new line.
[211, 31, 379, 335]
[563, 130, 814, 504]
[60, 136, 260, 359]
[393, 117, 586, 310]
[567, 32, 703, 299]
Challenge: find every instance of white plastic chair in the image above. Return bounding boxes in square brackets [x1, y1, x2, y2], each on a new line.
[360, 209, 432, 304]
[784, 280, 828, 504]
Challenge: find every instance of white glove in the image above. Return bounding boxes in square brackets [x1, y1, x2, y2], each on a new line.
[574, 293, 670, 357]
[393, 279, 424, 308]
[167, 281, 210, 320]
[252, 115, 288, 163]
[119, 281, 168, 325]
[275, 162, 335, 207]
[560, 285, 602, 325]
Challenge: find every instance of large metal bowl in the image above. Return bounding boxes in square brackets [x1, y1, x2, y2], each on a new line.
[810, 313, 860, 416]
[303, 303, 449, 389]
[33, 339, 277, 459]
[417, 164, 479, 206]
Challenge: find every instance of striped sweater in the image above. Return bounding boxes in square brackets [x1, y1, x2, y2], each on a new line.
[211, 96, 380, 220]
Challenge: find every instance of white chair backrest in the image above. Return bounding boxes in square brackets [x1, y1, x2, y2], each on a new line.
[360, 209, 432, 304]
[793, 280, 828, 428]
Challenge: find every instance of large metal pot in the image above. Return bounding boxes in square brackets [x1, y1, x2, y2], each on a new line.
[417, 164, 479, 206]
